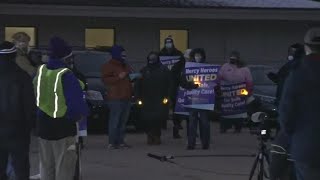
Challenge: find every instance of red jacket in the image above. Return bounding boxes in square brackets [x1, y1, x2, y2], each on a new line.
[102, 59, 133, 100]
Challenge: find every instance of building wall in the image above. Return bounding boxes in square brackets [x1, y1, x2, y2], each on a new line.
[0, 15, 317, 69]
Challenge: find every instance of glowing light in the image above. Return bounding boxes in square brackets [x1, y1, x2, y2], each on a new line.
[240, 89, 248, 96]
[138, 100, 143, 105]
[163, 98, 168, 104]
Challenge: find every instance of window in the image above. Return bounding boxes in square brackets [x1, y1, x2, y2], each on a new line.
[85, 28, 115, 48]
[160, 30, 188, 52]
[5, 27, 36, 47]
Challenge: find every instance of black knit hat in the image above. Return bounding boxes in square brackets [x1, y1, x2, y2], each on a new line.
[0, 41, 17, 55]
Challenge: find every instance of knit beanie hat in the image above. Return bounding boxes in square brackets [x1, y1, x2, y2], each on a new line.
[48, 36, 72, 59]
[0, 41, 17, 55]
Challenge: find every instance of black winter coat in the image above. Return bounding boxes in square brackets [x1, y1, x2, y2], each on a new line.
[279, 53, 320, 166]
[135, 63, 171, 126]
[0, 59, 36, 147]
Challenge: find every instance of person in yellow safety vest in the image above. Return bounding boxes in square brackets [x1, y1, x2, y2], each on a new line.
[33, 37, 88, 180]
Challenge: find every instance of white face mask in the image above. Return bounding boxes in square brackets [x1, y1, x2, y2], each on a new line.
[165, 43, 173, 49]
[305, 45, 312, 55]
[288, 55, 294, 61]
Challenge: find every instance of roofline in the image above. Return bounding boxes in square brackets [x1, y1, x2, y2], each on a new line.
[1, 3, 320, 20]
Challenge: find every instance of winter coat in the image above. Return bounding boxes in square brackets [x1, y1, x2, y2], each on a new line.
[0, 59, 36, 147]
[279, 53, 320, 167]
[135, 62, 171, 127]
[102, 59, 133, 101]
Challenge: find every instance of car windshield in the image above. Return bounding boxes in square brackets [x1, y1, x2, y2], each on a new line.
[74, 51, 110, 78]
[250, 65, 277, 86]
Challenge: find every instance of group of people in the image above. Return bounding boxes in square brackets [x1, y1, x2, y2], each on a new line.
[102, 35, 255, 151]
[1, 27, 320, 180]
[0, 33, 88, 180]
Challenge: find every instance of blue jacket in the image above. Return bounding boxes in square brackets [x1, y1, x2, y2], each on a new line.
[279, 53, 320, 167]
[36, 58, 88, 140]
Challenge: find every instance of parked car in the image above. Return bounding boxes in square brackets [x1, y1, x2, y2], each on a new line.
[249, 65, 278, 120]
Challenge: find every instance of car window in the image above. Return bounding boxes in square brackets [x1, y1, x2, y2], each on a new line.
[74, 52, 110, 78]
[250, 66, 277, 86]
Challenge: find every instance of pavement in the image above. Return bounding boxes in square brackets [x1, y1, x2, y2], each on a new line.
[29, 122, 264, 180]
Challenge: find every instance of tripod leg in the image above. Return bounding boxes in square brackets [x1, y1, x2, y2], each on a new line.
[249, 154, 260, 180]
[259, 154, 264, 180]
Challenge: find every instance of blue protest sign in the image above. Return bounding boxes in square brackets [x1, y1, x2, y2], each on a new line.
[174, 62, 220, 115]
[159, 56, 181, 70]
[220, 83, 247, 116]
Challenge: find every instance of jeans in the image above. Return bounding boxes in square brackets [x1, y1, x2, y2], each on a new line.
[188, 109, 210, 148]
[295, 162, 320, 180]
[6, 156, 15, 180]
[0, 145, 30, 180]
[107, 100, 131, 145]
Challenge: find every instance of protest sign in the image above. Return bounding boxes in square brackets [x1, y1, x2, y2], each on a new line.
[175, 62, 220, 115]
[220, 83, 247, 116]
[159, 56, 181, 70]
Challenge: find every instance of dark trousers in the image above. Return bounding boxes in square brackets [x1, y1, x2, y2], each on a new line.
[295, 162, 320, 180]
[0, 144, 30, 180]
[188, 110, 210, 148]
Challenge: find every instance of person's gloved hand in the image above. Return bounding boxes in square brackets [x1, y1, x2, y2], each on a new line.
[267, 72, 278, 83]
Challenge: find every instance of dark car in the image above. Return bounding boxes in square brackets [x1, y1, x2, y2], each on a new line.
[249, 65, 278, 120]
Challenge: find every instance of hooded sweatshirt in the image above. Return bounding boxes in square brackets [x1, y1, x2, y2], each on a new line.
[102, 45, 133, 100]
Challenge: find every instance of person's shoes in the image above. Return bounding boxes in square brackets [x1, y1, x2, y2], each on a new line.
[108, 144, 118, 150]
[119, 143, 131, 149]
[147, 135, 153, 145]
[29, 174, 41, 180]
[202, 145, 210, 150]
[234, 129, 242, 134]
[173, 133, 182, 139]
[153, 137, 162, 145]
[220, 128, 227, 134]
[187, 146, 195, 150]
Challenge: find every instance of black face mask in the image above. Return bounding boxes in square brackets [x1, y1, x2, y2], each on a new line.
[230, 59, 237, 64]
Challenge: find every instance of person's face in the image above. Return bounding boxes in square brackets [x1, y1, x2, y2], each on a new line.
[229, 56, 238, 64]
[64, 55, 74, 69]
[148, 53, 159, 64]
[165, 41, 173, 50]
[287, 48, 296, 61]
[194, 53, 202, 63]
[304, 45, 312, 55]
[15, 40, 30, 53]
[121, 51, 127, 61]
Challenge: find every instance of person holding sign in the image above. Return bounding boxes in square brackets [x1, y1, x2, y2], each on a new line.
[135, 52, 172, 145]
[217, 51, 253, 133]
[186, 48, 211, 150]
[160, 36, 185, 138]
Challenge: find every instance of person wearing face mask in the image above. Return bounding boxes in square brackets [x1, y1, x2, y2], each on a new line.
[160, 36, 185, 138]
[268, 43, 305, 107]
[135, 52, 172, 145]
[102, 45, 133, 149]
[12, 32, 37, 76]
[33, 37, 88, 180]
[186, 48, 211, 150]
[217, 51, 253, 133]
